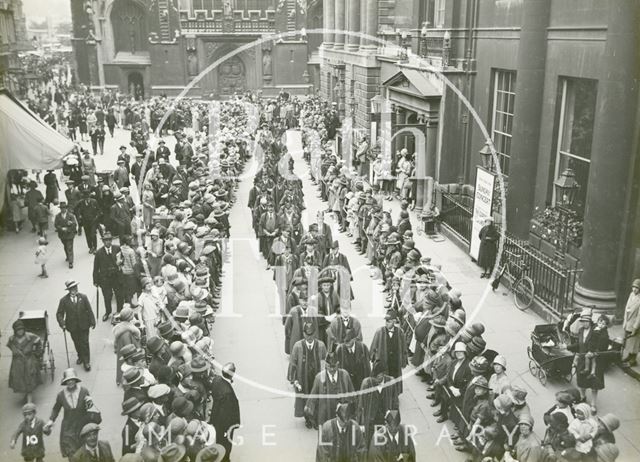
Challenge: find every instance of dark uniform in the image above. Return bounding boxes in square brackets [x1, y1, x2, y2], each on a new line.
[76, 196, 100, 252]
[54, 207, 78, 267]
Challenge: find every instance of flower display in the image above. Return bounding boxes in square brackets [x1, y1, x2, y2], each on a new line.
[531, 206, 583, 249]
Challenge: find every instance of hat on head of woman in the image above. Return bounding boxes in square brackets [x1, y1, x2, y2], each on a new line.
[595, 443, 620, 462]
[518, 413, 535, 428]
[598, 413, 621, 433]
[492, 355, 507, 370]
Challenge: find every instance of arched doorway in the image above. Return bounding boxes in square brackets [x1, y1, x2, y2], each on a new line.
[217, 56, 246, 96]
[128, 72, 144, 100]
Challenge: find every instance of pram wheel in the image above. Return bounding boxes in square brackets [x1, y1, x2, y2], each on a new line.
[528, 359, 539, 377]
[537, 368, 548, 386]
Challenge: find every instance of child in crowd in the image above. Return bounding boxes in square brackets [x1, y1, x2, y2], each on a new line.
[10, 403, 49, 462]
[152, 275, 168, 308]
[584, 315, 610, 379]
[568, 403, 598, 455]
[34, 237, 49, 278]
[33, 197, 49, 238]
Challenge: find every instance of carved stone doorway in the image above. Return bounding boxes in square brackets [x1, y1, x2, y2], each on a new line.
[128, 71, 144, 100]
[217, 56, 246, 96]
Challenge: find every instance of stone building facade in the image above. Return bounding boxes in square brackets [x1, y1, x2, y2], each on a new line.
[320, 0, 639, 318]
[71, 0, 322, 97]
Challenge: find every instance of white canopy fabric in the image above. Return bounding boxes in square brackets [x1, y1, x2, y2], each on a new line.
[0, 90, 74, 210]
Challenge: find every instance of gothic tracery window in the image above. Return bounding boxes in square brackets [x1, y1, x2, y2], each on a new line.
[111, 0, 148, 53]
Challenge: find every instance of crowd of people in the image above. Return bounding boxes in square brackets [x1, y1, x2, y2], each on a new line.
[243, 96, 625, 462]
[7, 88, 261, 462]
[3, 63, 632, 461]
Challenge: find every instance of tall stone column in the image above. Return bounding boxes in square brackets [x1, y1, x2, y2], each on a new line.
[574, 0, 639, 316]
[334, 0, 346, 49]
[347, 0, 361, 50]
[323, 0, 335, 48]
[507, 0, 551, 237]
[359, 0, 367, 49]
[362, 0, 378, 50]
[416, 120, 438, 212]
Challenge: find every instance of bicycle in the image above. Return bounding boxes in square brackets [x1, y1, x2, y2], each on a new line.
[491, 251, 535, 310]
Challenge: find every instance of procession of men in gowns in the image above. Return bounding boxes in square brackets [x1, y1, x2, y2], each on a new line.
[246, 117, 415, 459]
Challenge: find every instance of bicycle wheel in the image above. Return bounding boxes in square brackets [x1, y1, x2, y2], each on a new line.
[514, 276, 535, 310]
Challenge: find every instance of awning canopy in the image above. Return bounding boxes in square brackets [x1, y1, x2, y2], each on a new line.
[0, 89, 74, 172]
[0, 89, 74, 210]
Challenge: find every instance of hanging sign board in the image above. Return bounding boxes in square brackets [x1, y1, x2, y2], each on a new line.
[469, 166, 497, 260]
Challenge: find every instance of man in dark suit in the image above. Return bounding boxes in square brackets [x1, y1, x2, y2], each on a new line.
[110, 193, 131, 241]
[54, 202, 78, 268]
[156, 139, 171, 161]
[70, 423, 115, 462]
[76, 191, 100, 253]
[210, 363, 240, 462]
[120, 398, 142, 456]
[57, 280, 96, 371]
[93, 232, 124, 321]
[130, 153, 145, 188]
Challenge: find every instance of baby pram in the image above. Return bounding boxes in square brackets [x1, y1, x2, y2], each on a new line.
[527, 323, 574, 386]
[18, 310, 55, 382]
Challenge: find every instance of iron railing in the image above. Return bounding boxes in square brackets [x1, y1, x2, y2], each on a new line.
[440, 192, 473, 243]
[502, 236, 582, 318]
[439, 192, 581, 317]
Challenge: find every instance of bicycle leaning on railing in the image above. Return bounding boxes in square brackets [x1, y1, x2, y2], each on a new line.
[491, 251, 536, 310]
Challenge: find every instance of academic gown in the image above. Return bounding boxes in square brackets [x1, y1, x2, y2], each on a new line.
[316, 418, 367, 462]
[305, 369, 355, 426]
[336, 342, 371, 391]
[284, 305, 320, 355]
[288, 339, 327, 417]
[370, 327, 408, 394]
[357, 375, 400, 445]
[326, 316, 363, 353]
[367, 426, 416, 462]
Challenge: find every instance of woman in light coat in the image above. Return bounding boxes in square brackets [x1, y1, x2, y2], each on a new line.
[622, 278, 640, 366]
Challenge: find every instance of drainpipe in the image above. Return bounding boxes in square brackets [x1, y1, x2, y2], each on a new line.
[462, 0, 479, 184]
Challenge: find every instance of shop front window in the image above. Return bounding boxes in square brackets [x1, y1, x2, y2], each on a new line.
[553, 77, 597, 215]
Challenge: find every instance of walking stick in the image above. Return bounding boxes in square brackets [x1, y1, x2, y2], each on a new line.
[62, 328, 71, 367]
